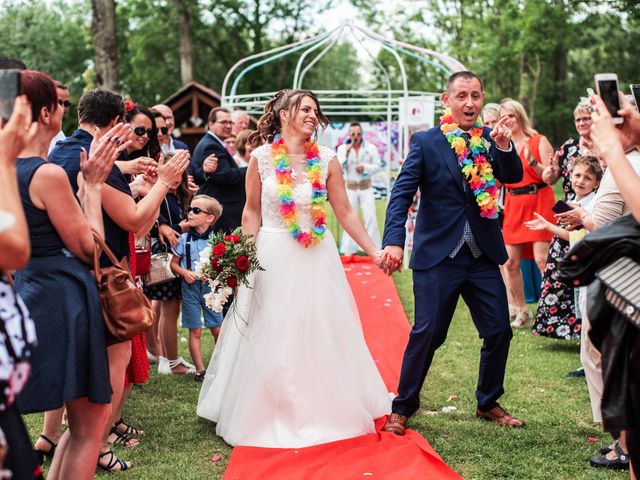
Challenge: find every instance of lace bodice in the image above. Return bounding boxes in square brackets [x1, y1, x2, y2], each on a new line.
[253, 144, 334, 230]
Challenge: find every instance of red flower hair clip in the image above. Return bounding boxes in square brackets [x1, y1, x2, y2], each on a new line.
[123, 99, 135, 113]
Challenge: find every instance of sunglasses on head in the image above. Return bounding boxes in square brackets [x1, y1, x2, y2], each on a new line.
[132, 126, 153, 136]
[58, 99, 71, 108]
[188, 206, 211, 215]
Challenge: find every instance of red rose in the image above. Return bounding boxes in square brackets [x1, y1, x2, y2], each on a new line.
[235, 256, 249, 271]
[227, 276, 238, 288]
[224, 235, 241, 244]
[210, 257, 223, 272]
[213, 242, 226, 256]
[123, 99, 135, 113]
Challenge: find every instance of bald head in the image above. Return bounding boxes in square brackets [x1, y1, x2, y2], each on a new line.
[152, 104, 174, 133]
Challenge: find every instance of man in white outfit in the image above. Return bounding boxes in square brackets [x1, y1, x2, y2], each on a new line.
[337, 122, 382, 254]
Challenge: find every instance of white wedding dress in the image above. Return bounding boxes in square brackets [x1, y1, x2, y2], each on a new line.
[196, 144, 391, 448]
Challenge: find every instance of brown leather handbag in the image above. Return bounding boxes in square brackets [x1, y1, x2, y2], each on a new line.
[92, 232, 153, 342]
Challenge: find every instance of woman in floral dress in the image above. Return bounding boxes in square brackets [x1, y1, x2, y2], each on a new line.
[531, 101, 595, 339]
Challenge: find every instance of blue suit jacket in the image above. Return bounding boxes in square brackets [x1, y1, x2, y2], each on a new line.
[382, 126, 523, 270]
[190, 132, 247, 232]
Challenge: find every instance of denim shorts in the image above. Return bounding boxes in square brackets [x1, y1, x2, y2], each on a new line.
[181, 280, 223, 329]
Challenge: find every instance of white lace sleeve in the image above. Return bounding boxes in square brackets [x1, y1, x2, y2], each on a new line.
[252, 144, 272, 181]
[318, 146, 336, 182]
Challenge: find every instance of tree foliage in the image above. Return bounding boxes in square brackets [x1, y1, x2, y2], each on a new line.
[1, 0, 638, 145]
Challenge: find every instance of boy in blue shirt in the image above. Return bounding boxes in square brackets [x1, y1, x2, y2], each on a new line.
[170, 195, 224, 381]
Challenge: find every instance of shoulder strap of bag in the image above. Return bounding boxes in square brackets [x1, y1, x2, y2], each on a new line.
[185, 232, 192, 272]
[92, 231, 132, 280]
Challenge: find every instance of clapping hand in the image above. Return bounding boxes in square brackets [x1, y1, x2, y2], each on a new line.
[81, 123, 131, 186]
[187, 175, 199, 195]
[158, 149, 190, 187]
[489, 116, 512, 150]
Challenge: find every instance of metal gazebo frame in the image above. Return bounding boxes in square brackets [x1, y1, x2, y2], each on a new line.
[220, 21, 466, 190]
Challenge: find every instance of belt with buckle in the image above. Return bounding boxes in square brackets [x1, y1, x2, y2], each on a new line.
[508, 182, 548, 196]
[346, 179, 372, 190]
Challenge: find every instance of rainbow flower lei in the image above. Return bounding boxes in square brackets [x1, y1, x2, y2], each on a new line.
[440, 107, 499, 219]
[272, 136, 327, 247]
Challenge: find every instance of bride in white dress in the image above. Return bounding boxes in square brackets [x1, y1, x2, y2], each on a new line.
[197, 89, 391, 448]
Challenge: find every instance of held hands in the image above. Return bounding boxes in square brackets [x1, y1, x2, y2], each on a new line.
[0, 96, 38, 165]
[203, 153, 218, 174]
[158, 149, 190, 188]
[489, 116, 512, 150]
[374, 246, 403, 276]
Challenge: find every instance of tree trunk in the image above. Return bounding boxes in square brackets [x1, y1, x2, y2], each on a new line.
[173, 0, 193, 85]
[528, 54, 541, 125]
[91, 0, 119, 91]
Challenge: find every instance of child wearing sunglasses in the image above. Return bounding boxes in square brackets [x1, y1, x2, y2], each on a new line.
[170, 195, 224, 381]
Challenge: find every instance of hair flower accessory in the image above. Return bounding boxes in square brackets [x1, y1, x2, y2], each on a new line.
[440, 107, 499, 219]
[123, 99, 135, 113]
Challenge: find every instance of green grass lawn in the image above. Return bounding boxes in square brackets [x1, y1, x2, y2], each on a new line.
[23, 201, 624, 479]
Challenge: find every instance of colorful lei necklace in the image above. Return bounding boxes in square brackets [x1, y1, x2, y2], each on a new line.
[272, 136, 327, 247]
[440, 107, 499, 219]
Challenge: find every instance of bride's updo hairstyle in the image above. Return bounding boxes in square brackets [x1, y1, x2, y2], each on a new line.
[257, 89, 329, 143]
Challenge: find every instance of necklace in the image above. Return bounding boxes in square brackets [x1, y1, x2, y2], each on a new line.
[440, 107, 499, 219]
[272, 135, 327, 247]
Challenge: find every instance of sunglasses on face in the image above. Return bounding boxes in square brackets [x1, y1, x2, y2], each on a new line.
[58, 99, 70, 108]
[350, 132, 362, 137]
[188, 206, 211, 215]
[132, 126, 153, 136]
[159, 126, 168, 135]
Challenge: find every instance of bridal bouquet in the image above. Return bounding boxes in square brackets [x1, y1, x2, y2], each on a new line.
[196, 228, 263, 312]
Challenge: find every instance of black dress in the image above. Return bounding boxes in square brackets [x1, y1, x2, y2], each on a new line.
[14, 157, 111, 413]
[532, 138, 581, 339]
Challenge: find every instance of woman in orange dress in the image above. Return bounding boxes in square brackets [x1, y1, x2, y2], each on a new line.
[499, 99, 555, 328]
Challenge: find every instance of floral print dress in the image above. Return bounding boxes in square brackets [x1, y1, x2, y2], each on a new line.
[532, 138, 581, 340]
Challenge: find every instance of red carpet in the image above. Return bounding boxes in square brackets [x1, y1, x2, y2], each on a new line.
[222, 256, 461, 480]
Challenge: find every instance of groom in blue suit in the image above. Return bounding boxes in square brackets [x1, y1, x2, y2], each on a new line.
[381, 71, 525, 434]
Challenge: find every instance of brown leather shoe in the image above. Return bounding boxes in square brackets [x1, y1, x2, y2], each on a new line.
[382, 413, 408, 436]
[476, 405, 525, 428]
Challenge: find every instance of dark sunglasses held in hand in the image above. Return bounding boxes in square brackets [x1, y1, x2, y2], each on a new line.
[159, 127, 169, 135]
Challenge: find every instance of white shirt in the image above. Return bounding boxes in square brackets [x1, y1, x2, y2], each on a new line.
[336, 141, 381, 183]
[48, 130, 66, 154]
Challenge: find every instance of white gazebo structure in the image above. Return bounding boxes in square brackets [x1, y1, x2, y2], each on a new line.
[220, 21, 465, 191]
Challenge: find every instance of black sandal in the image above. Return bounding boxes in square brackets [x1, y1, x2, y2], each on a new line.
[98, 449, 131, 471]
[108, 426, 140, 448]
[590, 440, 630, 470]
[34, 434, 57, 464]
[114, 417, 144, 437]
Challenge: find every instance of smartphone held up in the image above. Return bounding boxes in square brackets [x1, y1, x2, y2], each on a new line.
[0, 69, 21, 123]
[594, 73, 623, 124]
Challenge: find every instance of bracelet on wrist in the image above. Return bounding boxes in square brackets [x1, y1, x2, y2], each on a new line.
[158, 179, 171, 189]
[580, 213, 591, 223]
